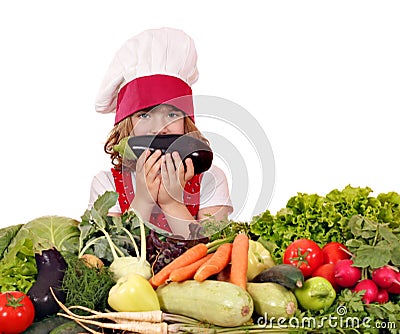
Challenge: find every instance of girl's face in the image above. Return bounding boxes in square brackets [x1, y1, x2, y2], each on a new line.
[130, 104, 185, 136]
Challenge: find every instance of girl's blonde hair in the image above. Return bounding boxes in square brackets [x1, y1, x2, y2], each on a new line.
[104, 106, 208, 170]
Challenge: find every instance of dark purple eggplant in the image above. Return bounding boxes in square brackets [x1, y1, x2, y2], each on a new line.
[128, 134, 213, 175]
[27, 248, 67, 320]
[253, 264, 304, 290]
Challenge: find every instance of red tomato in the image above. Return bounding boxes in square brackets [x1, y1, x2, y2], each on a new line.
[312, 263, 340, 291]
[283, 239, 324, 277]
[0, 291, 35, 334]
[322, 242, 351, 265]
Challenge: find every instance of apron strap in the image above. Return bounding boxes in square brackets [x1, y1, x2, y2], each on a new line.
[111, 168, 134, 213]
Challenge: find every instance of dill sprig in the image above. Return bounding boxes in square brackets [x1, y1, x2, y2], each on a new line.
[61, 255, 115, 315]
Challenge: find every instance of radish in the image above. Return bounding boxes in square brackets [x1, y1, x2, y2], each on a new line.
[372, 266, 400, 289]
[375, 289, 389, 304]
[354, 279, 378, 304]
[334, 259, 361, 288]
[388, 271, 400, 294]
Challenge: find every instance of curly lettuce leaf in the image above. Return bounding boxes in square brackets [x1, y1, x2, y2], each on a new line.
[250, 185, 400, 262]
[0, 237, 37, 293]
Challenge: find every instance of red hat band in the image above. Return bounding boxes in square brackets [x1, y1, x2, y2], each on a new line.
[116, 74, 194, 124]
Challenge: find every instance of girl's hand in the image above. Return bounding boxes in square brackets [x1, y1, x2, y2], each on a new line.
[133, 149, 163, 207]
[158, 152, 194, 208]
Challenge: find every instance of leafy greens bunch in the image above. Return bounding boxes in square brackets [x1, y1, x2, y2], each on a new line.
[79, 191, 153, 280]
[61, 254, 115, 315]
[346, 215, 400, 269]
[79, 191, 143, 264]
[293, 289, 400, 334]
[250, 185, 400, 262]
[0, 216, 79, 293]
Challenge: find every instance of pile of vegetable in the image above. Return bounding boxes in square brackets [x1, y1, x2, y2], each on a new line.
[247, 185, 400, 333]
[250, 185, 400, 262]
[0, 185, 400, 333]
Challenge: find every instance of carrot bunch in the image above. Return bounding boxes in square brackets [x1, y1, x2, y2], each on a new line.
[149, 234, 250, 290]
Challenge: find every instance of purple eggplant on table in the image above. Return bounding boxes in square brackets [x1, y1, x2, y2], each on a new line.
[27, 248, 67, 320]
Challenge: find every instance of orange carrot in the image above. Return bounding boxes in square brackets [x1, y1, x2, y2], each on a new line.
[149, 243, 208, 287]
[169, 253, 213, 282]
[194, 243, 233, 282]
[229, 233, 249, 290]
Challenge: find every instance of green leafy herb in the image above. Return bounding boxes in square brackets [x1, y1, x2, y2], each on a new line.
[61, 255, 114, 314]
[209, 220, 253, 241]
[293, 289, 400, 334]
[346, 215, 400, 268]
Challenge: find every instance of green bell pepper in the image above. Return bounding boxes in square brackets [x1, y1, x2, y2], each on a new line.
[108, 273, 160, 312]
[247, 240, 275, 281]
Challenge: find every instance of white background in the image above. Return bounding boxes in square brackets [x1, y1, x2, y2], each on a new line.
[1, 1, 399, 228]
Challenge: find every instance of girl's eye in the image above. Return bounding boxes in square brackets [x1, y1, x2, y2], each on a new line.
[168, 112, 182, 118]
[137, 113, 150, 119]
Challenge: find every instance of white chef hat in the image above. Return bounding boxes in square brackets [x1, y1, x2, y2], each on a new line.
[95, 27, 199, 124]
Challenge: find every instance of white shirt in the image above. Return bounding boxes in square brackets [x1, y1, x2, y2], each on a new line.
[88, 165, 233, 215]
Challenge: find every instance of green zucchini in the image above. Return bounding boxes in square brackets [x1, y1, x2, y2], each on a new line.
[252, 264, 304, 289]
[247, 282, 298, 319]
[49, 321, 88, 334]
[156, 280, 253, 327]
[23, 316, 69, 333]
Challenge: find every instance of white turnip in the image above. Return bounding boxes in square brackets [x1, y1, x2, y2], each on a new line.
[354, 279, 378, 304]
[334, 259, 361, 288]
[372, 266, 400, 289]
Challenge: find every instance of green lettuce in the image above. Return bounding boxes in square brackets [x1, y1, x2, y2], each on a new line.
[250, 185, 400, 262]
[0, 237, 37, 293]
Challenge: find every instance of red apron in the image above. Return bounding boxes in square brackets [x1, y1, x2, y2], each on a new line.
[111, 168, 201, 233]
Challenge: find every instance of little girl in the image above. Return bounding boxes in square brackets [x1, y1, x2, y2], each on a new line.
[89, 28, 233, 239]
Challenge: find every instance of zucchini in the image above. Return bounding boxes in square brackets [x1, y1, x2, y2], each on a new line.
[253, 264, 304, 289]
[247, 282, 298, 319]
[156, 280, 253, 327]
[23, 316, 69, 334]
[49, 321, 89, 334]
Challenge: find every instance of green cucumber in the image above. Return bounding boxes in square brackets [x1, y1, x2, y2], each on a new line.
[253, 264, 304, 289]
[49, 321, 89, 334]
[156, 280, 253, 327]
[23, 316, 69, 333]
[247, 282, 298, 319]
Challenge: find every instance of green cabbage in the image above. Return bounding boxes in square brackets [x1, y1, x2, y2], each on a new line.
[0, 224, 23, 259]
[7, 215, 80, 255]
